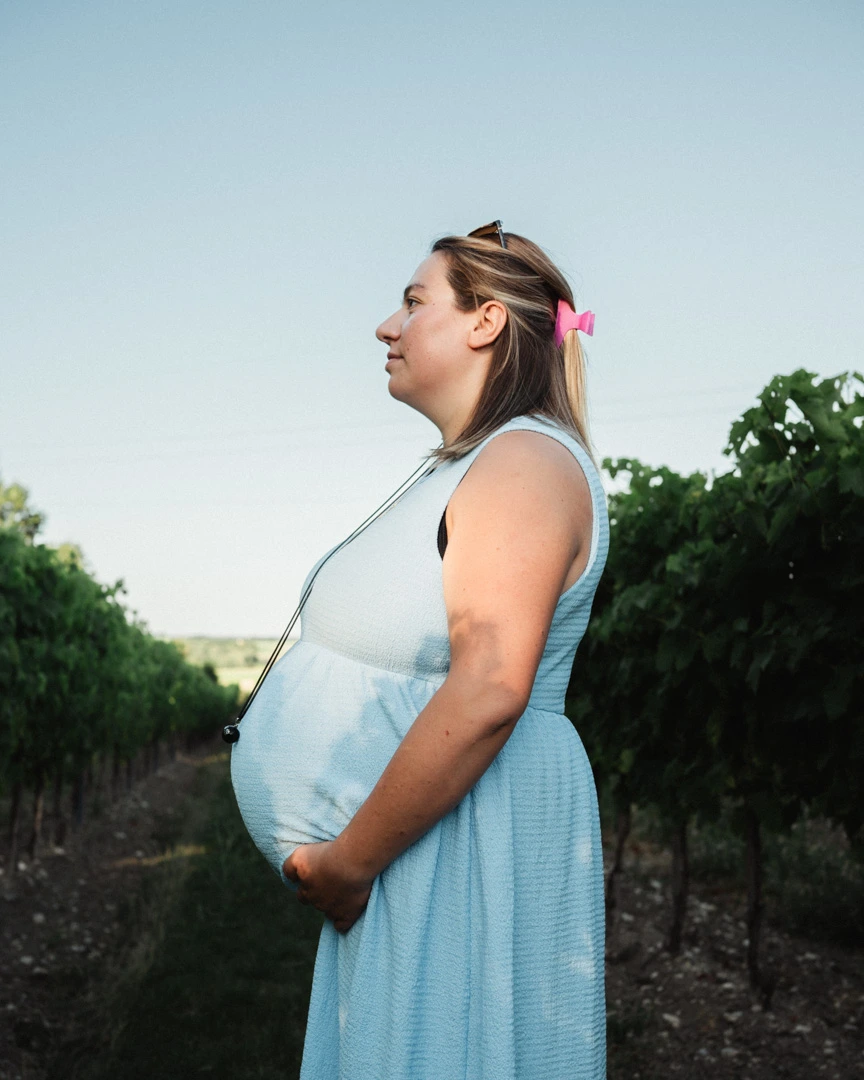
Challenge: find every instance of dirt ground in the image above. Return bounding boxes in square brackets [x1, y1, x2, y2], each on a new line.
[604, 844, 863, 1079]
[1, 746, 862, 1079]
[0, 739, 222, 1080]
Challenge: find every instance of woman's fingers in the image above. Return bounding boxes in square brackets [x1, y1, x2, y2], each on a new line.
[297, 891, 358, 930]
[333, 909, 359, 933]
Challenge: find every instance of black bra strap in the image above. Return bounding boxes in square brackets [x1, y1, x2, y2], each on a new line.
[437, 509, 448, 559]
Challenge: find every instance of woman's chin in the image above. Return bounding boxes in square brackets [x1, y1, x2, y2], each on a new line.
[386, 378, 409, 403]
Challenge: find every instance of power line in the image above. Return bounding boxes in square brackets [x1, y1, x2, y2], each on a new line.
[594, 402, 755, 426]
[1, 431, 434, 470]
[3, 383, 760, 464]
[3, 416, 423, 455]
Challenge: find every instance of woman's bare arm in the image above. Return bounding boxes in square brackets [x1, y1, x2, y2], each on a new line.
[332, 430, 592, 881]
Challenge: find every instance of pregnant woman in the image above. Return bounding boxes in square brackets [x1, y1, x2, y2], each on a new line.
[230, 220, 609, 1078]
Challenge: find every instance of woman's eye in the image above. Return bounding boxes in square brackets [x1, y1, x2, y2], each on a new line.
[405, 297, 419, 308]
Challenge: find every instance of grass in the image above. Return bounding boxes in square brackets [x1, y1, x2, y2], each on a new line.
[613, 799, 864, 948]
[162, 637, 298, 695]
[606, 1001, 659, 1080]
[163, 637, 282, 670]
[762, 819, 864, 947]
[51, 754, 323, 1080]
[687, 806, 864, 946]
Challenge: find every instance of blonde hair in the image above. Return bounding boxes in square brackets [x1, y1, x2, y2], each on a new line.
[427, 229, 596, 468]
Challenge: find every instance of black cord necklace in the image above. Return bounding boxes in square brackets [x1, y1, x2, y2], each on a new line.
[222, 448, 441, 744]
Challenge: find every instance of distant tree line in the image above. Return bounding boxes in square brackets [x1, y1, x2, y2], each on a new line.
[0, 485, 238, 873]
[567, 368, 864, 1006]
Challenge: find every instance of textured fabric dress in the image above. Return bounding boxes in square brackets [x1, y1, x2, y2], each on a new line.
[229, 412, 610, 1079]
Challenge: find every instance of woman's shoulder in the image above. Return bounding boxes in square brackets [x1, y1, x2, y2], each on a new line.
[477, 414, 595, 481]
[451, 419, 592, 525]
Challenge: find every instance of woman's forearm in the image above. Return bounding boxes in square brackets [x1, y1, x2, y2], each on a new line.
[334, 675, 525, 880]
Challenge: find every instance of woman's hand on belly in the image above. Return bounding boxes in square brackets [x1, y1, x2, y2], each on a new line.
[282, 839, 375, 933]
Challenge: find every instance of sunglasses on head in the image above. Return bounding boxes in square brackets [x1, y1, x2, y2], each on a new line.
[468, 219, 507, 249]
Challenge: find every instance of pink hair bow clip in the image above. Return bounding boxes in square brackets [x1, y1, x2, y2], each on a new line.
[554, 299, 595, 347]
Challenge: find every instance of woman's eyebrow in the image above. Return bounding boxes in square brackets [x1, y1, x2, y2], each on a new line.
[402, 282, 427, 300]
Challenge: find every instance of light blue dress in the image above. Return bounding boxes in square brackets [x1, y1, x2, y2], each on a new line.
[230, 412, 610, 1079]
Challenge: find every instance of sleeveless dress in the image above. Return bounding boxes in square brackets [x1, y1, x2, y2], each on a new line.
[229, 412, 610, 1079]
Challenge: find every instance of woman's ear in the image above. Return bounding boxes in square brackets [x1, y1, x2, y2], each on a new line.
[467, 299, 508, 350]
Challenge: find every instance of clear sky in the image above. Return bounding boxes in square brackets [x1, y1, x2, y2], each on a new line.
[2, 0, 862, 636]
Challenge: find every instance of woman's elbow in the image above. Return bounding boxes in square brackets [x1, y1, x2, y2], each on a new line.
[444, 670, 531, 733]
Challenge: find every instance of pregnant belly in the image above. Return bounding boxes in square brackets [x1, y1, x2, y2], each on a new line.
[229, 639, 441, 889]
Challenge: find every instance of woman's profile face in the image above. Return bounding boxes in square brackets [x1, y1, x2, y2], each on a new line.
[375, 251, 491, 420]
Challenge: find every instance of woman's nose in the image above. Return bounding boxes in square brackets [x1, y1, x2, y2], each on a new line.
[376, 312, 400, 344]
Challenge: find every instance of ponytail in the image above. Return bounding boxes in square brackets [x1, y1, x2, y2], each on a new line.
[560, 324, 596, 467]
